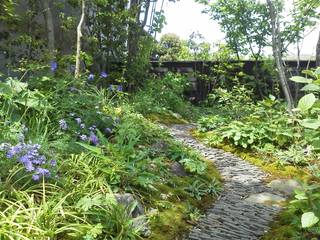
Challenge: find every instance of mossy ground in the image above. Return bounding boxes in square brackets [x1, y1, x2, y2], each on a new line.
[145, 159, 221, 240]
[192, 130, 312, 182]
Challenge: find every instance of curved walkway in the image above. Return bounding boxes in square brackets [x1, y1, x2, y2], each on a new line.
[167, 124, 285, 240]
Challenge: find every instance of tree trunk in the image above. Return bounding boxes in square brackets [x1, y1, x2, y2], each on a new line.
[316, 30, 320, 67]
[43, 0, 55, 55]
[74, 0, 85, 79]
[267, 0, 294, 112]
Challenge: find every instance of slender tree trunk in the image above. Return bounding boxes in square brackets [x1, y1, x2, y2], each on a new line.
[74, 0, 85, 79]
[267, 0, 294, 112]
[141, 0, 151, 27]
[43, 0, 55, 55]
[316, 30, 320, 67]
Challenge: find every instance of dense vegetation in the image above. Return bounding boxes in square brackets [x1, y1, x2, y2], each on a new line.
[1, 0, 320, 239]
[0, 70, 222, 239]
[195, 68, 320, 239]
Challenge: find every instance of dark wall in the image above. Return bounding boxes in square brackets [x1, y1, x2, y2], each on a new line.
[150, 60, 317, 102]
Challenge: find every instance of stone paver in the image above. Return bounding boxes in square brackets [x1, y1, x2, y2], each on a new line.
[167, 124, 285, 240]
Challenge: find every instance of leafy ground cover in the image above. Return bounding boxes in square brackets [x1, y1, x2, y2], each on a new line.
[0, 71, 220, 240]
[193, 68, 320, 239]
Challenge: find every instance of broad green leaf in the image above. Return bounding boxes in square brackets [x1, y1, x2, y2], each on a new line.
[300, 119, 320, 129]
[315, 67, 320, 76]
[290, 76, 312, 83]
[301, 83, 320, 92]
[298, 93, 316, 112]
[0, 83, 13, 96]
[311, 139, 320, 150]
[301, 212, 319, 228]
[7, 79, 28, 93]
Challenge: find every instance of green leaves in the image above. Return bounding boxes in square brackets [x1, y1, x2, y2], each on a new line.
[300, 118, 320, 129]
[301, 83, 320, 92]
[180, 158, 207, 174]
[301, 212, 319, 228]
[290, 76, 312, 83]
[297, 93, 316, 112]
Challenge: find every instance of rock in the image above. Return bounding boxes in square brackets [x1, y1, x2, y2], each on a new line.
[133, 216, 151, 237]
[170, 162, 188, 176]
[114, 193, 144, 217]
[150, 141, 168, 154]
[245, 192, 286, 206]
[267, 179, 303, 196]
[114, 193, 150, 237]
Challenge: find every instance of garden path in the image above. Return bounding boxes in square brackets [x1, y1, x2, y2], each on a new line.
[167, 124, 286, 240]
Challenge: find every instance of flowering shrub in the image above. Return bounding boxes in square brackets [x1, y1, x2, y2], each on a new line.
[58, 113, 117, 146]
[0, 142, 56, 181]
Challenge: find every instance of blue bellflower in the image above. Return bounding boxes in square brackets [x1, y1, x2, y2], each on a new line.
[59, 119, 68, 130]
[50, 61, 58, 72]
[89, 132, 99, 146]
[101, 71, 108, 78]
[88, 73, 95, 81]
[1, 143, 56, 181]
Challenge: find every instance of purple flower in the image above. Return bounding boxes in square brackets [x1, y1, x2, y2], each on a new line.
[89, 132, 99, 146]
[32, 174, 40, 181]
[105, 128, 112, 134]
[80, 123, 85, 129]
[36, 167, 50, 176]
[50, 160, 57, 167]
[50, 61, 57, 72]
[59, 119, 68, 130]
[79, 135, 88, 141]
[24, 160, 35, 172]
[88, 125, 97, 131]
[88, 73, 95, 81]
[117, 85, 123, 92]
[101, 71, 108, 78]
[19, 154, 30, 164]
[75, 117, 82, 124]
[6, 144, 23, 158]
[0, 142, 56, 181]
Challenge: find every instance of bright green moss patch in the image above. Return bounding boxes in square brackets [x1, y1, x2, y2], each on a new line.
[148, 203, 190, 240]
[192, 130, 312, 182]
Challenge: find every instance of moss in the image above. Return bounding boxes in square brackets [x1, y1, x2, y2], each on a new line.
[145, 158, 221, 240]
[262, 209, 300, 240]
[146, 113, 188, 125]
[148, 203, 190, 240]
[192, 130, 312, 182]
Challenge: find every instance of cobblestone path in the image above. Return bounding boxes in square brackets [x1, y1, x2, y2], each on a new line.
[168, 124, 285, 240]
